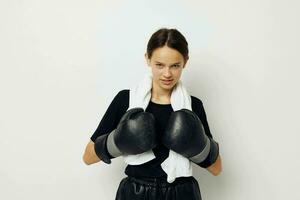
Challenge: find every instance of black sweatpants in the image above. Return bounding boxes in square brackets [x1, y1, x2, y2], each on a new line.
[115, 176, 202, 200]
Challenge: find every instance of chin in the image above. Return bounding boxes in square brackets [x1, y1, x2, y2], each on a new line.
[160, 83, 174, 90]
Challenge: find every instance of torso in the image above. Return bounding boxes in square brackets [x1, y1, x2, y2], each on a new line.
[91, 89, 212, 178]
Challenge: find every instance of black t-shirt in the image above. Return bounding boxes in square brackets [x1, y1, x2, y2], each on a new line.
[90, 89, 214, 178]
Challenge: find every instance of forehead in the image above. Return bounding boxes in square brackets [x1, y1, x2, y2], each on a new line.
[151, 46, 184, 63]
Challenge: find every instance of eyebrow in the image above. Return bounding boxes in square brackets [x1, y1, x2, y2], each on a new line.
[154, 61, 181, 65]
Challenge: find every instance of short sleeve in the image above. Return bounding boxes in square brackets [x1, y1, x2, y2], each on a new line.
[191, 96, 213, 139]
[90, 91, 123, 142]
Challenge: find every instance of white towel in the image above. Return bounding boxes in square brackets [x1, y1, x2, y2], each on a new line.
[123, 71, 193, 183]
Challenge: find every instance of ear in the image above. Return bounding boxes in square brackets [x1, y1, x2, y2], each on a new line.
[183, 57, 189, 68]
[145, 53, 150, 66]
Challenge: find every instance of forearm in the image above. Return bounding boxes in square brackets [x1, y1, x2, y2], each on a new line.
[206, 154, 222, 176]
[82, 140, 101, 165]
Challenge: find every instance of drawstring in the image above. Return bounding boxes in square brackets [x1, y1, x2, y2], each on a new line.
[129, 176, 171, 199]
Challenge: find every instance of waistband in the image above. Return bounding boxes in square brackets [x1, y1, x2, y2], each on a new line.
[127, 176, 195, 187]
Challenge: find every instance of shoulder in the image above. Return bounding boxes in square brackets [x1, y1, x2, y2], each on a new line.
[191, 95, 203, 108]
[117, 89, 129, 96]
[106, 89, 129, 110]
[114, 89, 129, 101]
[113, 89, 129, 111]
[190, 95, 206, 117]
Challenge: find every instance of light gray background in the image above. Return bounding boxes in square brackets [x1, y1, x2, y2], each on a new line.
[0, 0, 299, 199]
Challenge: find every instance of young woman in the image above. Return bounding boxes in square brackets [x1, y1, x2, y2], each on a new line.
[83, 28, 222, 200]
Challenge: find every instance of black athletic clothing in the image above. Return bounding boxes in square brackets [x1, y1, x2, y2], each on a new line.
[90, 89, 214, 179]
[115, 176, 202, 200]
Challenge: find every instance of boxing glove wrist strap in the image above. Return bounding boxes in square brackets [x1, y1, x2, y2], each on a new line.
[106, 129, 122, 158]
[190, 134, 211, 163]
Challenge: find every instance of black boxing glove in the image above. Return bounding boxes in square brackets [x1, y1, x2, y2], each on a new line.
[94, 108, 158, 164]
[162, 109, 219, 168]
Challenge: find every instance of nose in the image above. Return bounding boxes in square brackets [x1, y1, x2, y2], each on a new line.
[163, 67, 172, 78]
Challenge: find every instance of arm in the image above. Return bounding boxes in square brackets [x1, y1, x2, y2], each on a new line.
[193, 98, 222, 175]
[163, 109, 221, 175]
[206, 154, 222, 176]
[83, 90, 127, 165]
[82, 140, 101, 165]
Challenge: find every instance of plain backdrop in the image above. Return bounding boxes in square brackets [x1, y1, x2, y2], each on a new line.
[0, 0, 299, 199]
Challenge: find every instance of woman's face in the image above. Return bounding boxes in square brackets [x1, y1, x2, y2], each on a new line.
[145, 45, 187, 91]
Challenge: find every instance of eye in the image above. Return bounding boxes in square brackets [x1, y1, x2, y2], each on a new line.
[173, 64, 180, 68]
[156, 63, 164, 68]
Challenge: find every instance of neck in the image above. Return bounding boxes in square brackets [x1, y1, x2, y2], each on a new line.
[151, 80, 173, 101]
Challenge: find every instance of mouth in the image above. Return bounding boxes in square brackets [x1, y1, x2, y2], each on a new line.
[161, 79, 173, 85]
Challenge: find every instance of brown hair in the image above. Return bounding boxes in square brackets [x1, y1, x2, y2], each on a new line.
[146, 28, 189, 62]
